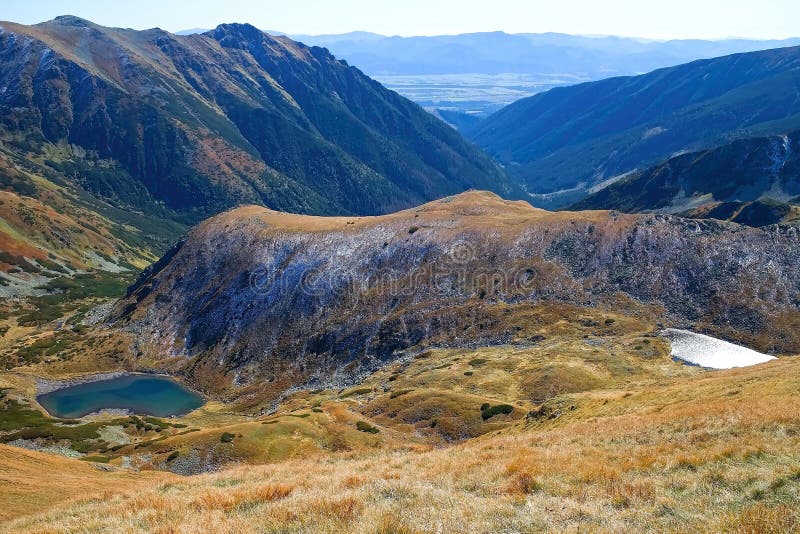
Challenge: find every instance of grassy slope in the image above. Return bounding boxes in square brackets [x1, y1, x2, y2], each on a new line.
[1, 194, 798, 530]
[0, 443, 170, 522]
[1, 299, 798, 531]
[0, 147, 186, 374]
[1, 303, 665, 467]
[3, 346, 799, 532]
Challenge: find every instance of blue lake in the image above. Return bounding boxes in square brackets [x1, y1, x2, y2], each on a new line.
[37, 374, 204, 418]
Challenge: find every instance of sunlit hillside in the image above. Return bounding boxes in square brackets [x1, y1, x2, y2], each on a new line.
[4, 347, 800, 532]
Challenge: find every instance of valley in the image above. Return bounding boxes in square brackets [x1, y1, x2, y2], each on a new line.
[2, 318, 799, 531]
[1, 8, 800, 533]
[1, 192, 799, 531]
[373, 72, 580, 117]
[470, 45, 800, 210]
[289, 31, 800, 117]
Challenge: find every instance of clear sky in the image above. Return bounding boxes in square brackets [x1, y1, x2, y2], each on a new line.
[1, 0, 798, 40]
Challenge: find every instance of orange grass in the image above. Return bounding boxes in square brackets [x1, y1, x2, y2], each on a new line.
[5, 356, 800, 533]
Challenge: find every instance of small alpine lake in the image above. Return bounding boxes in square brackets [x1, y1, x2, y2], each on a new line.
[37, 374, 205, 419]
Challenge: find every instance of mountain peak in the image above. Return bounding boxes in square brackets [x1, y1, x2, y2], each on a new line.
[48, 15, 95, 28]
[211, 22, 267, 44]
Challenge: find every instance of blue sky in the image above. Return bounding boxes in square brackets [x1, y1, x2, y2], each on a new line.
[2, 0, 798, 39]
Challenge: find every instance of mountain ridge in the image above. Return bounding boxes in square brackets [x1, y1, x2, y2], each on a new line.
[571, 131, 800, 225]
[469, 44, 800, 206]
[109, 191, 800, 404]
[0, 16, 518, 294]
[0, 16, 517, 219]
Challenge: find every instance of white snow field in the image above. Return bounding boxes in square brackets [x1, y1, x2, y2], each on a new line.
[661, 329, 776, 369]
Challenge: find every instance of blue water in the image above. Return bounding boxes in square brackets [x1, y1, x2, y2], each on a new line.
[38, 374, 204, 418]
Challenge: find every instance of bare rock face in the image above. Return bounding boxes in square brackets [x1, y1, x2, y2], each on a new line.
[111, 192, 800, 399]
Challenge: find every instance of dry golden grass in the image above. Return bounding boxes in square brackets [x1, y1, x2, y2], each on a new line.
[5, 354, 800, 533]
[186, 192, 633, 254]
[0, 444, 170, 522]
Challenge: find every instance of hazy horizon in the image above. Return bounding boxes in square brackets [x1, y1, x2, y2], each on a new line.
[2, 0, 799, 41]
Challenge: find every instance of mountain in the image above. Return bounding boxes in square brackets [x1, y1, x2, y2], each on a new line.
[109, 191, 800, 403]
[470, 45, 800, 207]
[290, 32, 800, 116]
[288, 31, 386, 46]
[0, 16, 517, 293]
[174, 28, 210, 35]
[571, 131, 800, 226]
[175, 30, 800, 116]
[301, 31, 800, 77]
[678, 198, 800, 227]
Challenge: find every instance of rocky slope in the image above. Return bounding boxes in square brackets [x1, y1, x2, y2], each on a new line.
[572, 131, 800, 226]
[678, 199, 800, 227]
[469, 45, 800, 206]
[110, 192, 800, 400]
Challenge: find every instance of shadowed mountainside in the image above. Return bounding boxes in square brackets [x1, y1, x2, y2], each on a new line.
[572, 131, 800, 226]
[470, 46, 800, 206]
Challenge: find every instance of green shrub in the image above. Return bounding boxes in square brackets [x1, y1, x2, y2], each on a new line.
[220, 432, 235, 443]
[80, 455, 111, 463]
[481, 404, 514, 420]
[356, 421, 380, 434]
[166, 451, 180, 462]
[341, 387, 372, 398]
[70, 440, 95, 453]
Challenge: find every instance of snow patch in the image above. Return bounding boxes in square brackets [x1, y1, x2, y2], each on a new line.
[662, 329, 776, 369]
[642, 126, 666, 140]
[762, 135, 794, 202]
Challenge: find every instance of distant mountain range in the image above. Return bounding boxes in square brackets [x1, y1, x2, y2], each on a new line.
[290, 31, 800, 77]
[0, 16, 516, 292]
[181, 28, 800, 78]
[469, 45, 800, 209]
[176, 29, 800, 115]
